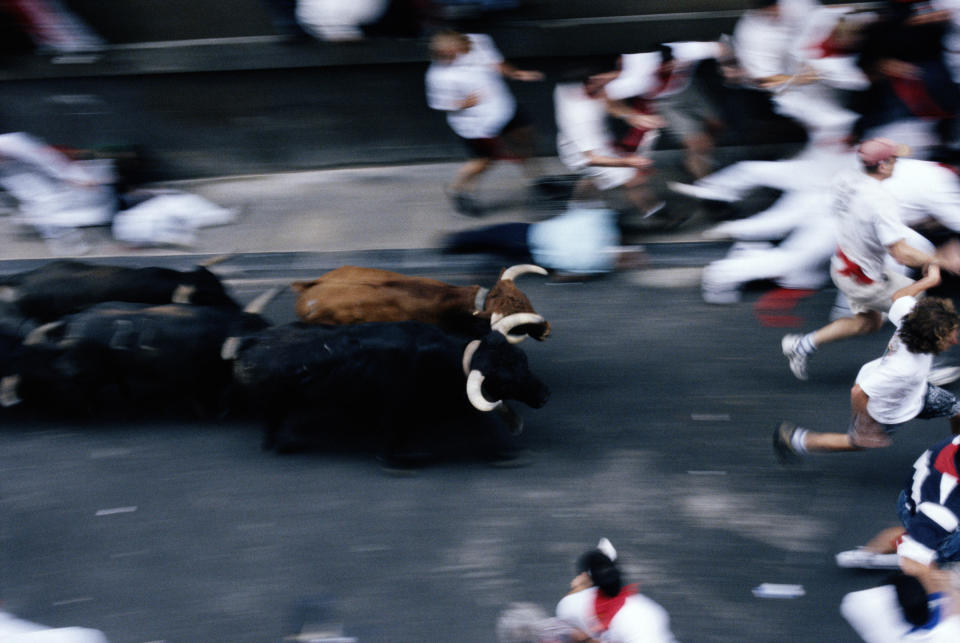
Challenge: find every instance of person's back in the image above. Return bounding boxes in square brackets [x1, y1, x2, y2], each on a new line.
[556, 586, 676, 642]
[831, 167, 905, 282]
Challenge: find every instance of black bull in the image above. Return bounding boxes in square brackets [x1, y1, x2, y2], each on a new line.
[1, 302, 269, 415]
[229, 321, 551, 459]
[0, 259, 240, 322]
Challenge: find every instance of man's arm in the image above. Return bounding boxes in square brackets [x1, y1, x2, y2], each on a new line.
[887, 238, 937, 269]
[891, 263, 941, 302]
[584, 151, 652, 170]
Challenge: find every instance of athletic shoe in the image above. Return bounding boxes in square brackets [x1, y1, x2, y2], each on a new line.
[835, 548, 899, 570]
[928, 366, 960, 386]
[448, 190, 484, 217]
[701, 282, 741, 305]
[666, 181, 738, 203]
[773, 420, 801, 464]
[781, 333, 808, 380]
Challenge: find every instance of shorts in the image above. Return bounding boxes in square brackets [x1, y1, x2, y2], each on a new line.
[460, 109, 532, 160]
[831, 263, 914, 315]
[848, 384, 960, 447]
[655, 81, 720, 139]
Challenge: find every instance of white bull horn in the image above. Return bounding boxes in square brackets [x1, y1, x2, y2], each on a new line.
[461, 339, 481, 376]
[466, 370, 502, 412]
[243, 285, 283, 314]
[500, 264, 548, 282]
[491, 313, 546, 343]
[24, 321, 65, 346]
[0, 374, 21, 407]
[221, 336, 242, 360]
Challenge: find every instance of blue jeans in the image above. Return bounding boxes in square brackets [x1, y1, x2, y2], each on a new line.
[898, 490, 960, 563]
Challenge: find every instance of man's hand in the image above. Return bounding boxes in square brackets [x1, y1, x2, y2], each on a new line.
[934, 239, 960, 272]
[623, 155, 653, 170]
[624, 113, 667, 130]
[508, 69, 544, 82]
[459, 93, 480, 109]
[878, 58, 922, 80]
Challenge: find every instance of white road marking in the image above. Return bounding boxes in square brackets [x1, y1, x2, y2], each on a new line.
[752, 583, 805, 599]
[691, 413, 730, 421]
[95, 506, 137, 516]
[52, 597, 93, 606]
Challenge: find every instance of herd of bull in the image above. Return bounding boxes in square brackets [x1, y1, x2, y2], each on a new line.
[0, 260, 552, 463]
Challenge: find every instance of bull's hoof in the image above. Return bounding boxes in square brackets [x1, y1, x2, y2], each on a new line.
[486, 449, 533, 468]
[377, 455, 421, 476]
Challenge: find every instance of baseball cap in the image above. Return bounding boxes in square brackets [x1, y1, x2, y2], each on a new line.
[857, 138, 910, 164]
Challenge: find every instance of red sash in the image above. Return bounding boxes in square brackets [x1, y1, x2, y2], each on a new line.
[836, 248, 874, 284]
[594, 584, 637, 631]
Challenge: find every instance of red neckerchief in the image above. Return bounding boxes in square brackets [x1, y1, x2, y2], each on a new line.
[594, 584, 637, 631]
[809, 35, 847, 59]
[934, 441, 960, 477]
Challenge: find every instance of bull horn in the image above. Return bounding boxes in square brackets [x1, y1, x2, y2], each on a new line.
[24, 321, 65, 346]
[461, 339, 481, 376]
[0, 375, 21, 407]
[243, 285, 282, 315]
[171, 284, 196, 304]
[198, 253, 235, 268]
[500, 264, 548, 282]
[466, 370, 502, 412]
[491, 313, 546, 344]
[221, 336, 242, 360]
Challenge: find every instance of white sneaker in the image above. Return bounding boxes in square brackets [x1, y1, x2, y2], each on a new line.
[666, 181, 738, 203]
[928, 366, 960, 386]
[835, 548, 899, 569]
[702, 282, 741, 304]
[781, 334, 808, 381]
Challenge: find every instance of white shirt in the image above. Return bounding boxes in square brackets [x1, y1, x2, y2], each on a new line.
[831, 170, 911, 282]
[528, 208, 620, 274]
[733, 1, 810, 81]
[886, 159, 960, 232]
[841, 585, 960, 642]
[796, 7, 871, 90]
[425, 34, 515, 139]
[554, 82, 619, 172]
[604, 41, 724, 101]
[856, 296, 932, 424]
[556, 587, 677, 643]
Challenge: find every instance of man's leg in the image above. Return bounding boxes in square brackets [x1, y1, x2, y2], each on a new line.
[774, 401, 889, 463]
[449, 157, 492, 216]
[782, 310, 884, 380]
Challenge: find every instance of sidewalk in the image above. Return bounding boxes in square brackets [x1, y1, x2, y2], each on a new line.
[0, 156, 733, 285]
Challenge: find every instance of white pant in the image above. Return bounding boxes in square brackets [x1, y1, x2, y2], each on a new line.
[703, 198, 837, 292]
[696, 147, 856, 202]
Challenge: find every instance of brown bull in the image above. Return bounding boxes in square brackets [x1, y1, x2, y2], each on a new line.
[291, 264, 550, 342]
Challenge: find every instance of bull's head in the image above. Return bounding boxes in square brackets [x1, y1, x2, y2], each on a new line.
[461, 331, 550, 415]
[482, 264, 550, 343]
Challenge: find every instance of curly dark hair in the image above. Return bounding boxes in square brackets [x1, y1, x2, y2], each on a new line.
[898, 297, 959, 354]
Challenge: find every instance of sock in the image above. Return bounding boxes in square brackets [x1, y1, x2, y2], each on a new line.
[796, 333, 817, 356]
[791, 428, 809, 454]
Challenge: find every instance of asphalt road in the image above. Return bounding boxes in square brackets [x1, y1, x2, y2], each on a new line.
[0, 259, 951, 642]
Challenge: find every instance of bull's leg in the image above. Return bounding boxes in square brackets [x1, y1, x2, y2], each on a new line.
[495, 401, 524, 435]
[376, 415, 431, 471]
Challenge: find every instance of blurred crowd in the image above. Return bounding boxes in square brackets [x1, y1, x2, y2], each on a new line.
[11, 0, 960, 640]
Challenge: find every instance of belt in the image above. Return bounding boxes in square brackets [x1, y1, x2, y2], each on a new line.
[836, 248, 874, 285]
